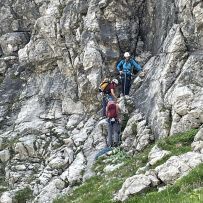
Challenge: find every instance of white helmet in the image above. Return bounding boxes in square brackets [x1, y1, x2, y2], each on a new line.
[112, 79, 118, 85]
[124, 52, 130, 58]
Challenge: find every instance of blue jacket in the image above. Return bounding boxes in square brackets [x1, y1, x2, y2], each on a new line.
[116, 59, 142, 75]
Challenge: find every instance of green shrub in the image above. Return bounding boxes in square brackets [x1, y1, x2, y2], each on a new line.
[132, 123, 137, 135]
[121, 113, 129, 132]
[15, 187, 33, 203]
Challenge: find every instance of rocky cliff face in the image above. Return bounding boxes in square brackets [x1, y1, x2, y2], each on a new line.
[0, 0, 202, 202]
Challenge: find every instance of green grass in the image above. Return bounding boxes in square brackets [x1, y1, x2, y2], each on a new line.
[0, 176, 7, 195]
[54, 145, 154, 203]
[14, 187, 33, 203]
[53, 129, 200, 203]
[54, 175, 122, 203]
[151, 153, 172, 169]
[0, 163, 8, 196]
[151, 129, 198, 169]
[125, 163, 203, 203]
[157, 129, 198, 156]
[1, 136, 20, 150]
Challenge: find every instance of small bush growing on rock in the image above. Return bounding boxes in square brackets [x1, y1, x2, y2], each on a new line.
[132, 123, 137, 135]
[121, 113, 130, 132]
[14, 187, 33, 203]
[0, 175, 7, 195]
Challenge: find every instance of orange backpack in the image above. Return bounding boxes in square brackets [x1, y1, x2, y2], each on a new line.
[99, 78, 110, 92]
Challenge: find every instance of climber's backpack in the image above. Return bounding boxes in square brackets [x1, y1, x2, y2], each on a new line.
[99, 78, 110, 93]
[106, 101, 118, 119]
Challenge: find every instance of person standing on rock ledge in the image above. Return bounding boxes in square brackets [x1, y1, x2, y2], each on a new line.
[116, 52, 143, 96]
[100, 78, 119, 117]
[106, 99, 121, 147]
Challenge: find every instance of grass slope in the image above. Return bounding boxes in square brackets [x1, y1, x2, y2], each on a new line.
[126, 163, 203, 203]
[54, 129, 200, 203]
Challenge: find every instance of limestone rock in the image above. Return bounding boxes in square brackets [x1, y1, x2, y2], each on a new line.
[114, 174, 151, 201]
[0, 138, 3, 150]
[192, 128, 203, 153]
[34, 178, 65, 203]
[192, 141, 203, 153]
[145, 170, 160, 187]
[71, 128, 88, 146]
[0, 192, 12, 203]
[0, 32, 30, 56]
[121, 112, 153, 153]
[82, 41, 103, 71]
[60, 152, 85, 185]
[62, 98, 84, 115]
[148, 145, 171, 166]
[14, 135, 36, 159]
[162, 24, 187, 53]
[136, 163, 150, 175]
[0, 149, 10, 162]
[0, 60, 7, 75]
[48, 157, 68, 170]
[66, 114, 84, 130]
[14, 165, 26, 171]
[155, 152, 203, 184]
[194, 128, 203, 142]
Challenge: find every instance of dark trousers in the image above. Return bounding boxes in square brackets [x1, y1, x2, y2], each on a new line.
[121, 74, 131, 95]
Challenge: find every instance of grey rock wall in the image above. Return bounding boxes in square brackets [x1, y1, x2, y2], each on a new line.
[131, 0, 203, 137]
[0, 0, 202, 202]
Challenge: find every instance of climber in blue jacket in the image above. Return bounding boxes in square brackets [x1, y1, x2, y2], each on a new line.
[116, 52, 143, 96]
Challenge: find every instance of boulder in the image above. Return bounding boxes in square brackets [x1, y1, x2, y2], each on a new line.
[148, 145, 171, 166]
[194, 128, 203, 142]
[114, 174, 151, 201]
[0, 32, 30, 55]
[60, 152, 85, 185]
[34, 178, 65, 203]
[0, 192, 12, 203]
[155, 152, 203, 184]
[0, 149, 10, 162]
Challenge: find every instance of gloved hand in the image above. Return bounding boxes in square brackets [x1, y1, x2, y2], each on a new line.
[139, 71, 145, 78]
